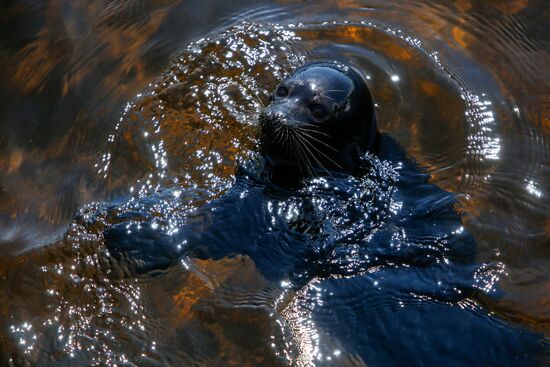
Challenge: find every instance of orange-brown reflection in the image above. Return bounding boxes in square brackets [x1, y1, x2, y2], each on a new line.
[1, 0, 550, 362]
[166, 256, 289, 366]
[451, 26, 471, 49]
[100, 22, 298, 206]
[488, 0, 530, 15]
[480, 278, 550, 335]
[1, 20, 303, 362]
[0, 0, 188, 250]
[171, 257, 270, 322]
[296, 24, 468, 191]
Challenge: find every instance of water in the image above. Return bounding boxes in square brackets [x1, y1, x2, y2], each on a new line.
[1, 0, 549, 365]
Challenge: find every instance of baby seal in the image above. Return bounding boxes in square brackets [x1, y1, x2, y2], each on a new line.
[259, 61, 379, 181]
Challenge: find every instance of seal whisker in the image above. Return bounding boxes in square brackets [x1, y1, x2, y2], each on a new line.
[279, 64, 292, 78]
[323, 89, 348, 93]
[292, 128, 317, 177]
[295, 134, 316, 177]
[291, 129, 328, 170]
[292, 126, 332, 138]
[291, 123, 338, 152]
[274, 123, 286, 152]
[298, 139, 337, 174]
[282, 124, 292, 155]
[292, 128, 338, 152]
[294, 131, 334, 177]
[289, 122, 330, 134]
[287, 119, 332, 138]
[289, 119, 328, 135]
[251, 93, 266, 108]
[293, 129, 343, 171]
[290, 130, 315, 177]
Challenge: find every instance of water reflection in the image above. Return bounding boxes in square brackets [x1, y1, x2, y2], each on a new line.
[1, 0, 549, 365]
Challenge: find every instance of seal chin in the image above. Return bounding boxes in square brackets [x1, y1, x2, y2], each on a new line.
[258, 60, 378, 178]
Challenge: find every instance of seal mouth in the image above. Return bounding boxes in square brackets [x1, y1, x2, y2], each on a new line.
[258, 111, 341, 175]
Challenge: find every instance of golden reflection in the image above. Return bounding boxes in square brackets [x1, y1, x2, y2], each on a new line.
[171, 257, 267, 323]
[418, 79, 441, 97]
[0, 0, 190, 238]
[451, 26, 470, 49]
[298, 25, 414, 62]
[490, 0, 530, 14]
[455, 0, 473, 12]
[168, 256, 289, 366]
[7, 149, 23, 173]
[9, 1, 69, 94]
[1, 0, 549, 363]
[95, 22, 300, 204]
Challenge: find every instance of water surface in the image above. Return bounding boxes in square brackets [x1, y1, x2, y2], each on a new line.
[0, 0, 549, 365]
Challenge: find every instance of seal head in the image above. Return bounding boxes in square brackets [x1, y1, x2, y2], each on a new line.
[259, 61, 378, 179]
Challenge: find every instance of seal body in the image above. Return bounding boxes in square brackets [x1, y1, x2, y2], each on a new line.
[259, 61, 378, 180]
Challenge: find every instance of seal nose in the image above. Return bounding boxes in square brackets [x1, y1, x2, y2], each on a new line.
[265, 106, 287, 124]
[259, 108, 282, 139]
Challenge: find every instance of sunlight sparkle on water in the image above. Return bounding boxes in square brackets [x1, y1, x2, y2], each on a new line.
[525, 179, 543, 198]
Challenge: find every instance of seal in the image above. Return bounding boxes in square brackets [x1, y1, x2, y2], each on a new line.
[80, 60, 543, 367]
[259, 61, 379, 182]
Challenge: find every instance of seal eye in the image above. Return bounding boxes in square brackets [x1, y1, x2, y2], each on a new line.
[275, 85, 289, 98]
[309, 104, 328, 121]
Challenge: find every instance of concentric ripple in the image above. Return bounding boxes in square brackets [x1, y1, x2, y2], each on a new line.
[1, 1, 549, 366]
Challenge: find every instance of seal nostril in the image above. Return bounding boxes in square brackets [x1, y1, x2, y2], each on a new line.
[259, 110, 284, 137]
[265, 109, 286, 124]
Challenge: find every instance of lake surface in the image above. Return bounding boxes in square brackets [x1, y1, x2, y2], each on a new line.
[0, 0, 549, 365]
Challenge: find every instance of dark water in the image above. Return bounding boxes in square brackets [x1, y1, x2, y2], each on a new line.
[1, 0, 549, 365]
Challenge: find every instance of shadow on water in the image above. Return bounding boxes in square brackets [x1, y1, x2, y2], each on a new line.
[0, 0, 549, 365]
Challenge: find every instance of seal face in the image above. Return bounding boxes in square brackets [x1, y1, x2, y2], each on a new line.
[259, 61, 378, 177]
